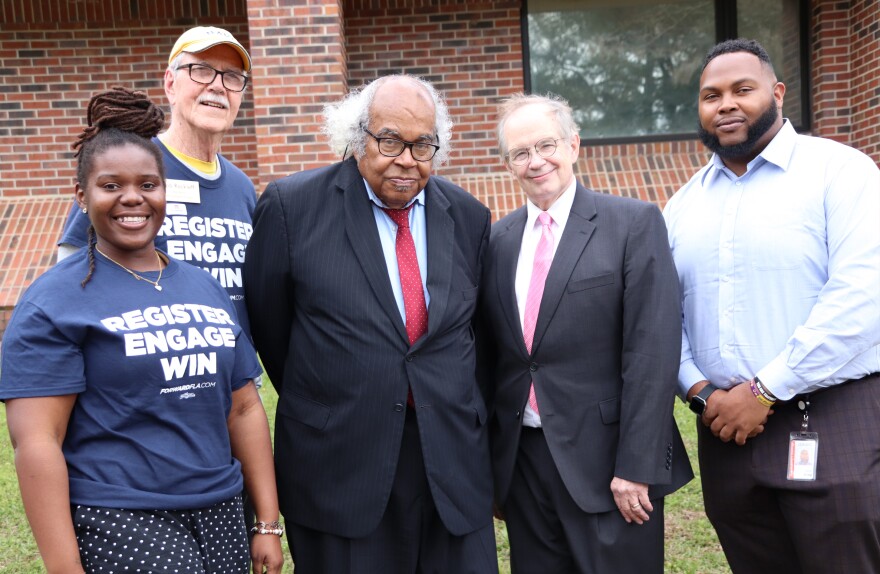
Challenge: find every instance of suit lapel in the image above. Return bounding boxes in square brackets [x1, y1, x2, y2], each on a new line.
[495, 207, 529, 357]
[531, 185, 597, 354]
[421, 178, 453, 348]
[341, 159, 409, 344]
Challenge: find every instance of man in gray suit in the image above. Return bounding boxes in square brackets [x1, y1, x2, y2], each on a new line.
[244, 75, 497, 573]
[479, 93, 692, 573]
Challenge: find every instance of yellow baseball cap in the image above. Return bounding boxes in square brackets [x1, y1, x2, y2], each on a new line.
[168, 26, 251, 73]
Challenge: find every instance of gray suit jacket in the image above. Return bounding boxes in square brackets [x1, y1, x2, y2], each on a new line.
[244, 158, 493, 538]
[480, 184, 692, 513]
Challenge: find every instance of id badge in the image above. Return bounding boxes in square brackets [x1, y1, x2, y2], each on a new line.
[787, 431, 818, 481]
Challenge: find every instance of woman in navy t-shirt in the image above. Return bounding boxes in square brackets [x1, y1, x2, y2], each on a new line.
[0, 88, 283, 574]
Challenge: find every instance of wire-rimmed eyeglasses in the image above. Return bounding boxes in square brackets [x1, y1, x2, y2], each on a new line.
[363, 127, 440, 162]
[505, 138, 564, 166]
[177, 63, 249, 93]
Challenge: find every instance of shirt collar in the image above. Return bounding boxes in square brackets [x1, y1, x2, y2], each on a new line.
[701, 119, 796, 185]
[525, 176, 577, 229]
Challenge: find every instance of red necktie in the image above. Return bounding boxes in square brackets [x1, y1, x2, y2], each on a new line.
[522, 212, 554, 414]
[384, 204, 428, 406]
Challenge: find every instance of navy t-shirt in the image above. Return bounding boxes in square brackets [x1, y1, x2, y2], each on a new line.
[0, 250, 261, 510]
[58, 137, 256, 336]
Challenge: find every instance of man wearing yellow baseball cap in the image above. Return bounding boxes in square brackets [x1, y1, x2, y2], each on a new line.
[57, 28, 263, 552]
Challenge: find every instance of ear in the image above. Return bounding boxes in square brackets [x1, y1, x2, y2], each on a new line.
[164, 67, 178, 106]
[503, 156, 516, 176]
[568, 133, 581, 163]
[773, 81, 786, 111]
[75, 182, 86, 211]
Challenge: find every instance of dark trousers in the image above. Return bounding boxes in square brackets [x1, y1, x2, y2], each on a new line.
[502, 427, 665, 574]
[287, 407, 498, 574]
[699, 373, 880, 574]
[72, 495, 249, 573]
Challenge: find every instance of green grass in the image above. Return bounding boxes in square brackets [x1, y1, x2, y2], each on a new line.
[0, 390, 727, 573]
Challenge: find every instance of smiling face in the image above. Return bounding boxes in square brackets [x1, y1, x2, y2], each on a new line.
[698, 51, 785, 172]
[502, 103, 580, 211]
[357, 78, 436, 209]
[76, 142, 165, 267]
[164, 43, 244, 141]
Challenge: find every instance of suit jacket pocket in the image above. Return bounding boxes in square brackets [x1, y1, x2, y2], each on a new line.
[598, 396, 620, 425]
[567, 272, 615, 293]
[279, 391, 331, 430]
[462, 286, 479, 300]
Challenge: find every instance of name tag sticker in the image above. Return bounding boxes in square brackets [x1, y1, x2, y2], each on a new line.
[166, 179, 201, 204]
[166, 203, 188, 215]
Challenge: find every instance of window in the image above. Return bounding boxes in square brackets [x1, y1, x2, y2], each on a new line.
[525, 0, 807, 141]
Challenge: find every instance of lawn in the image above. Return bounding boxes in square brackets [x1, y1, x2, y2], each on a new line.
[0, 388, 729, 573]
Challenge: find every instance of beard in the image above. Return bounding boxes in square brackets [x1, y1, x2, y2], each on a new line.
[698, 101, 779, 160]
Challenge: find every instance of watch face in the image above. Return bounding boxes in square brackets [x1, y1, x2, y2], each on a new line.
[689, 397, 706, 415]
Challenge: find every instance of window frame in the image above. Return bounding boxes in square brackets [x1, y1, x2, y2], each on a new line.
[520, 0, 811, 145]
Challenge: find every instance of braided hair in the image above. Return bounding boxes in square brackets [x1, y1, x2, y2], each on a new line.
[75, 87, 165, 287]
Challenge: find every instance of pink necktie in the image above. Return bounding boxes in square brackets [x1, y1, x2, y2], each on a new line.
[522, 211, 554, 414]
[384, 205, 428, 407]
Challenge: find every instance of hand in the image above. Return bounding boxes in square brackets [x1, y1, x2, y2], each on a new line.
[250, 533, 283, 574]
[709, 381, 773, 446]
[610, 477, 651, 525]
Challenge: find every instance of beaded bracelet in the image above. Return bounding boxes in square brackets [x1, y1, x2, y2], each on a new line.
[749, 378, 776, 408]
[250, 520, 284, 536]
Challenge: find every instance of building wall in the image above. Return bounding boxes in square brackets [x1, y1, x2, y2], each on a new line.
[1, 0, 878, 336]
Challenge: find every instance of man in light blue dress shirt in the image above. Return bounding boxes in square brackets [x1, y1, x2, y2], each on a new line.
[664, 39, 880, 574]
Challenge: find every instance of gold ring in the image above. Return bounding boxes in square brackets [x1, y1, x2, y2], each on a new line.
[631, 503, 641, 509]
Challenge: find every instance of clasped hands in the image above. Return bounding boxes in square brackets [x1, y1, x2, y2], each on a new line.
[695, 380, 773, 446]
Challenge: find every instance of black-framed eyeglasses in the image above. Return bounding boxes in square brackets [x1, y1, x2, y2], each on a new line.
[177, 63, 249, 92]
[363, 127, 440, 162]
[506, 138, 564, 166]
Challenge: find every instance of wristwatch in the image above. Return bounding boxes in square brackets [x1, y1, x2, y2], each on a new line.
[689, 383, 719, 415]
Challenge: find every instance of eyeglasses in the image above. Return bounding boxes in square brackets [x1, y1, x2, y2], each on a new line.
[363, 127, 440, 162]
[177, 63, 248, 92]
[506, 138, 564, 166]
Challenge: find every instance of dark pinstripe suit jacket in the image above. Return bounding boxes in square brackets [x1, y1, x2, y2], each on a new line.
[480, 184, 693, 514]
[244, 157, 493, 538]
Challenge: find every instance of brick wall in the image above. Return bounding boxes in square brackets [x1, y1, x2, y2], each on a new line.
[848, 0, 880, 162]
[810, 0, 880, 166]
[245, 0, 347, 185]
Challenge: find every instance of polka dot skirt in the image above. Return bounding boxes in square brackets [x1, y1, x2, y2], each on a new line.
[72, 495, 250, 573]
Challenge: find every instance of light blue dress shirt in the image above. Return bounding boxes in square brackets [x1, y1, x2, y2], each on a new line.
[364, 181, 430, 324]
[664, 121, 880, 400]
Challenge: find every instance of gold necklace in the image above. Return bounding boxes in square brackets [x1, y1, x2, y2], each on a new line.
[96, 248, 166, 291]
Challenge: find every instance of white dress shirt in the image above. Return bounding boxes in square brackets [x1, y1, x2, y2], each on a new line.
[516, 177, 577, 426]
[664, 121, 880, 400]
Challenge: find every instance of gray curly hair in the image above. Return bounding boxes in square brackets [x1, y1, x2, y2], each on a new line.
[322, 75, 453, 168]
